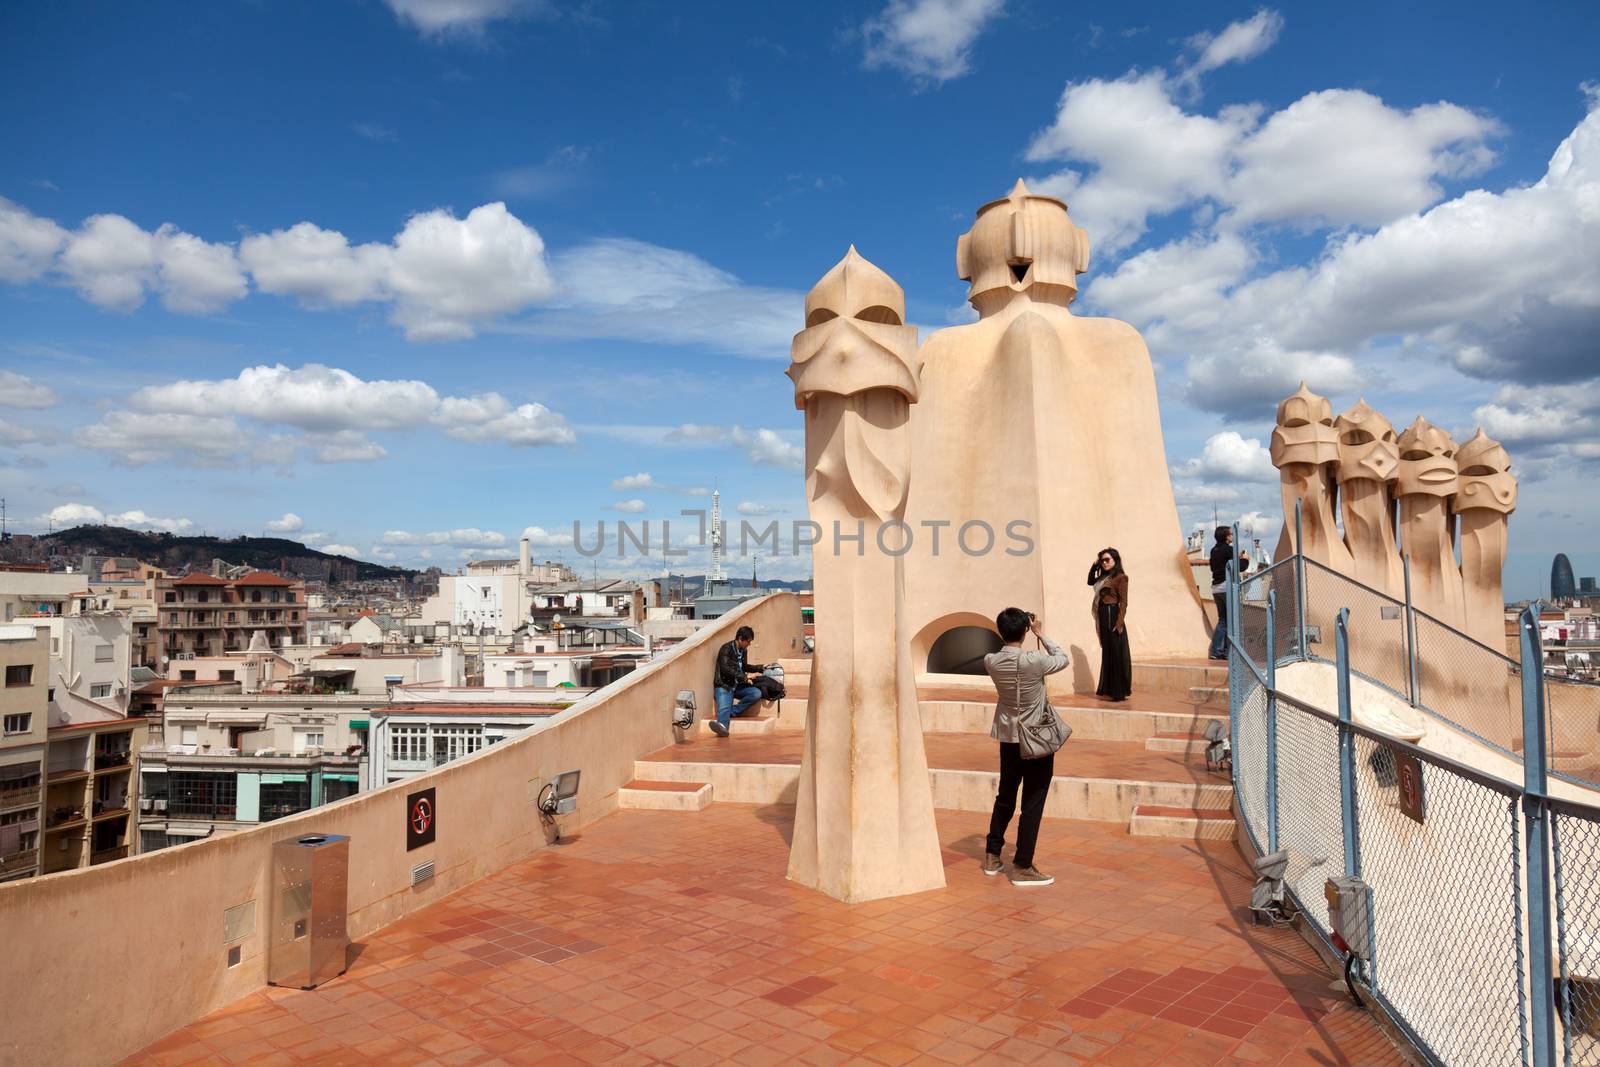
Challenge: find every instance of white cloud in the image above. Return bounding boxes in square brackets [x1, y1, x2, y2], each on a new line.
[1176, 431, 1278, 483]
[435, 393, 575, 446]
[1226, 90, 1501, 228]
[606, 499, 648, 513]
[737, 501, 775, 516]
[266, 512, 305, 533]
[322, 544, 360, 557]
[383, 0, 545, 36]
[730, 426, 803, 470]
[0, 370, 59, 409]
[77, 411, 266, 467]
[37, 503, 104, 527]
[517, 238, 799, 359]
[1025, 63, 1497, 253]
[0, 421, 42, 446]
[612, 472, 658, 491]
[861, 0, 1004, 85]
[367, 544, 398, 560]
[102, 363, 574, 463]
[239, 222, 389, 307]
[300, 531, 330, 545]
[55, 213, 246, 314]
[521, 525, 573, 547]
[0, 197, 67, 282]
[107, 509, 194, 533]
[1180, 9, 1284, 86]
[133, 363, 437, 432]
[244, 202, 554, 340]
[1026, 71, 1257, 254]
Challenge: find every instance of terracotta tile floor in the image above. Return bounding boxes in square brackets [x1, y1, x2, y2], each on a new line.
[645, 732, 1218, 786]
[122, 805, 1404, 1067]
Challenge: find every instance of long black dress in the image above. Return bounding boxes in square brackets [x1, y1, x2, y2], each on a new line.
[1096, 590, 1132, 701]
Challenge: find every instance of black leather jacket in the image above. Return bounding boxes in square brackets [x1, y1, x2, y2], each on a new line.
[714, 639, 762, 690]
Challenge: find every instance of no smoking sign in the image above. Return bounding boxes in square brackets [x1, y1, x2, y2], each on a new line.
[406, 787, 437, 850]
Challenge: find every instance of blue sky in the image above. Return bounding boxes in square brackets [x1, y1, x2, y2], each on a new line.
[1, 0, 1596, 596]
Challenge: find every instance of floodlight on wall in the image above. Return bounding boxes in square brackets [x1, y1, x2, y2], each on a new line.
[671, 690, 697, 731]
[537, 770, 580, 842]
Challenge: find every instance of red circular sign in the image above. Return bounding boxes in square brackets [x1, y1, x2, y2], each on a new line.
[410, 796, 433, 835]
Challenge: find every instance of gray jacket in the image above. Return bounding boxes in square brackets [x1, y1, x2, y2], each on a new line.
[984, 637, 1070, 743]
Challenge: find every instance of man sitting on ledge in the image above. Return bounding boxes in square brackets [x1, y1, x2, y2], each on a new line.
[710, 625, 767, 737]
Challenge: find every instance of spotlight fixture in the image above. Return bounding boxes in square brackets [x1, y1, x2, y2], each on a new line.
[671, 690, 697, 731]
[537, 770, 581, 841]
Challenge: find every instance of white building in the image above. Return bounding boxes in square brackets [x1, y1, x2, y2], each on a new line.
[30, 614, 135, 717]
[368, 686, 586, 785]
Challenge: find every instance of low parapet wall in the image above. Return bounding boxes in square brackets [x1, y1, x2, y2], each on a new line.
[0, 593, 803, 1067]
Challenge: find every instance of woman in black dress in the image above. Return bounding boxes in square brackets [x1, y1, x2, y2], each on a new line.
[1088, 547, 1132, 701]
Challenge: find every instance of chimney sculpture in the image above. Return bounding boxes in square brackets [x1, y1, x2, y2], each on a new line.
[785, 247, 944, 903]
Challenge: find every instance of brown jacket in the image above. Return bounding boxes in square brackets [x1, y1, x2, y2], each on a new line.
[1092, 572, 1129, 631]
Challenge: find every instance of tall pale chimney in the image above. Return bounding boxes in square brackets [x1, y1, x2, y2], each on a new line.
[519, 536, 531, 577]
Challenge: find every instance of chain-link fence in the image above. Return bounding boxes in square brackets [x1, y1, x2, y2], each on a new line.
[1227, 553, 1600, 1067]
[1548, 680, 1600, 792]
[1554, 802, 1600, 1066]
[1413, 608, 1523, 755]
[1351, 726, 1528, 1066]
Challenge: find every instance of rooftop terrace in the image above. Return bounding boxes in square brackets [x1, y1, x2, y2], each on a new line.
[121, 804, 1401, 1067]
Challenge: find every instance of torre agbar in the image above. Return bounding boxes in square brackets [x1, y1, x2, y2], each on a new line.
[5, 184, 1596, 1067]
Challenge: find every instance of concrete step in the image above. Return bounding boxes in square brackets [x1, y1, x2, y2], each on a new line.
[1144, 732, 1212, 756]
[632, 759, 1234, 823]
[1190, 685, 1229, 707]
[1128, 804, 1236, 841]
[1132, 660, 1228, 697]
[919, 700, 1217, 741]
[617, 780, 712, 811]
[694, 715, 777, 737]
[774, 657, 812, 676]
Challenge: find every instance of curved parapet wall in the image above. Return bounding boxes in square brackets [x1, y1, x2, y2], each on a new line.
[0, 593, 804, 1067]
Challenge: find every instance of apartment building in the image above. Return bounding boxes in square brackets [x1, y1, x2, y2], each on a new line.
[137, 692, 376, 852]
[368, 689, 580, 785]
[33, 614, 135, 717]
[43, 716, 138, 872]
[0, 625, 48, 883]
[0, 570, 84, 623]
[153, 571, 308, 668]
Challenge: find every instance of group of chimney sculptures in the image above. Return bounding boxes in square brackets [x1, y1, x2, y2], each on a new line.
[779, 182, 1519, 904]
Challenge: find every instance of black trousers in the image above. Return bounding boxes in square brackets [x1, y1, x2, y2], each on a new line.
[986, 741, 1055, 869]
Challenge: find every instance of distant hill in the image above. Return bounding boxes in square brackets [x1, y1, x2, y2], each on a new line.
[38, 526, 419, 583]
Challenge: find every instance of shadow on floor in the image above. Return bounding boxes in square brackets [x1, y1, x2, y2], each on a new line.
[754, 802, 795, 846]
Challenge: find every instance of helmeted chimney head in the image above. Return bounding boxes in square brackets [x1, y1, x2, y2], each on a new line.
[956, 179, 1090, 314]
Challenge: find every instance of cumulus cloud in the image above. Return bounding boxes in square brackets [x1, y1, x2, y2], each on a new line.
[266, 512, 305, 533]
[605, 499, 648, 513]
[435, 393, 574, 446]
[383, 0, 547, 36]
[731, 427, 803, 470]
[243, 202, 554, 340]
[1025, 29, 1498, 252]
[0, 370, 59, 409]
[77, 411, 267, 467]
[0, 197, 67, 282]
[92, 363, 575, 464]
[322, 544, 360, 557]
[736, 501, 776, 516]
[37, 503, 105, 527]
[521, 525, 573, 547]
[609, 471, 708, 495]
[300, 531, 331, 545]
[861, 0, 1004, 86]
[1085, 96, 1599, 421]
[54, 213, 246, 314]
[0, 421, 42, 446]
[107, 509, 194, 533]
[1175, 431, 1278, 482]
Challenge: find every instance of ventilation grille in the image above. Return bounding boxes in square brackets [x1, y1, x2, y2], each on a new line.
[223, 899, 256, 944]
[411, 860, 435, 887]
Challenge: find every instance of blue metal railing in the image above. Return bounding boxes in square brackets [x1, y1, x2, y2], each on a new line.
[1228, 551, 1600, 1067]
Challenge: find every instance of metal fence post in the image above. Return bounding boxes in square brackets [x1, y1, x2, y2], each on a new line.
[1402, 553, 1419, 707]
[1520, 603, 1557, 1067]
[1294, 501, 1309, 659]
[1334, 608, 1361, 877]
[1229, 521, 1243, 645]
[1266, 589, 1279, 853]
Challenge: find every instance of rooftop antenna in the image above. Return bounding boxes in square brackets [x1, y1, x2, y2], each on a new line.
[709, 486, 724, 585]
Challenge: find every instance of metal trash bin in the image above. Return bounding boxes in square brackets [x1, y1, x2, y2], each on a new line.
[268, 833, 350, 990]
